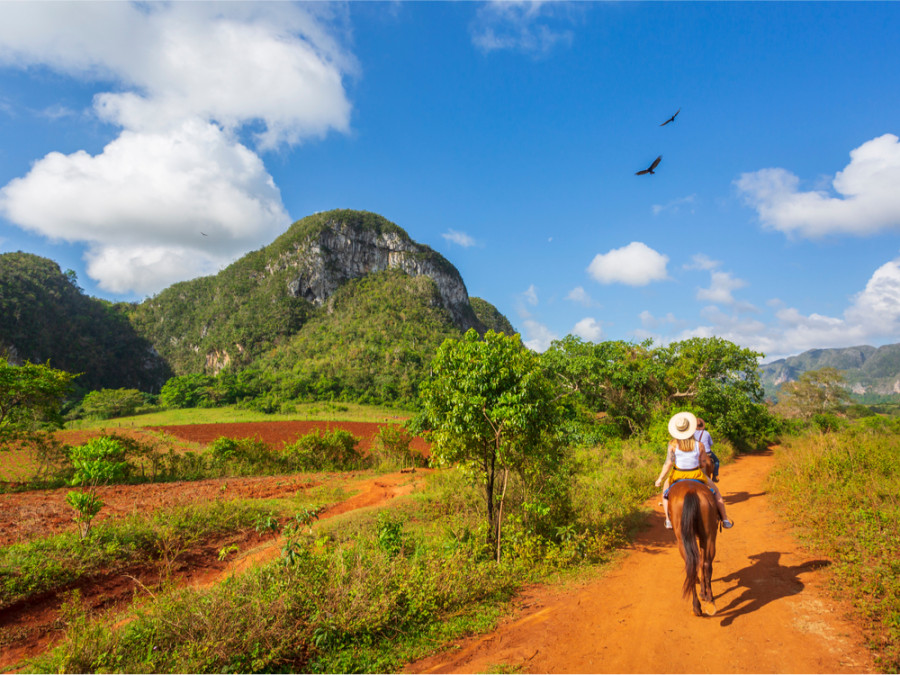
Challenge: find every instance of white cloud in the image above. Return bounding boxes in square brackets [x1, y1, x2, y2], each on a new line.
[587, 242, 669, 286]
[523, 284, 539, 306]
[441, 229, 476, 247]
[565, 285, 593, 306]
[697, 270, 747, 306]
[573, 317, 603, 342]
[0, 2, 355, 295]
[639, 310, 680, 330]
[683, 253, 719, 271]
[736, 133, 900, 238]
[675, 257, 900, 361]
[521, 318, 557, 352]
[470, 1, 575, 55]
[0, 119, 289, 294]
[652, 193, 696, 216]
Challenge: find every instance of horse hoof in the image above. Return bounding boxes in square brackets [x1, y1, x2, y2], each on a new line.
[701, 599, 717, 616]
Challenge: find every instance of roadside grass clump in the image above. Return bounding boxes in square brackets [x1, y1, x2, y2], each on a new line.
[0, 498, 287, 611]
[769, 419, 900, 671]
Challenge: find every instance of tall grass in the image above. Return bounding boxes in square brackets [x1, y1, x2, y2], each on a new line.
[769, 418, 900, 671]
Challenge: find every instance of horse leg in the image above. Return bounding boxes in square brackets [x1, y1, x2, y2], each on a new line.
[699, 517, 718, 616]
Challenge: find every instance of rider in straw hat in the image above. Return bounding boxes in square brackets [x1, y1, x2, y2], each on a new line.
[655, 411, 733, 529]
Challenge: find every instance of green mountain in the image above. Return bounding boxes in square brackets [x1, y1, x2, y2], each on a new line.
[760, 343, 900, 401]
[0, 251, 171, 393]
[1, 210, 515, 401]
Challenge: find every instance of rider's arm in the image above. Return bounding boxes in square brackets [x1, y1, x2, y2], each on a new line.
[655, 444, 675, 487]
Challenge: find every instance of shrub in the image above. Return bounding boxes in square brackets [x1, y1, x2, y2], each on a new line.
[283, 429, 368, 472]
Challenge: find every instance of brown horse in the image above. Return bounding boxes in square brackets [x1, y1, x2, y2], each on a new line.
[667, 479, 719, 616]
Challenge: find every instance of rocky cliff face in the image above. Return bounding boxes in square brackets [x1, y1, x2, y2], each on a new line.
[269, 216, 481, 332]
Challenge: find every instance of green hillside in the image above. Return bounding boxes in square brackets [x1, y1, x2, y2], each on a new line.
[0, 252, 171, 393]
[1, 210, 514, 404]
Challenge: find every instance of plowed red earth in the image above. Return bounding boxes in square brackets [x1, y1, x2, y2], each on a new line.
[0, 421, 429, 671]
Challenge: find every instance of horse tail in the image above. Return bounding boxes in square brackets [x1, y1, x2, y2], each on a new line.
[680, 490, 701, 598]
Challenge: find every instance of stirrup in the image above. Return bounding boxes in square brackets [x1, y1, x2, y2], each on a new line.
[722, 519, 734, 529]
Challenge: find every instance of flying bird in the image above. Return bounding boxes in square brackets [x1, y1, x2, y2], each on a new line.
[660, 108, 680, 126]
[635, 155, 662, 176]
[201, 232, 208, 236]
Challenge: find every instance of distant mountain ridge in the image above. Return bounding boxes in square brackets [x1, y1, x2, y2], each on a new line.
[760, 343, 900, 400]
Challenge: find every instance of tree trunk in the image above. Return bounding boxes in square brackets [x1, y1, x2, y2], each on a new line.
[495, 467, 509, 563]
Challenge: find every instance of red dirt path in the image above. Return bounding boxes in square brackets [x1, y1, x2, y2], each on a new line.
[406, 448, 878, 674]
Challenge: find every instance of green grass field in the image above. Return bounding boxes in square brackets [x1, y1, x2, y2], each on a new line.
[65, 402, 415, 430]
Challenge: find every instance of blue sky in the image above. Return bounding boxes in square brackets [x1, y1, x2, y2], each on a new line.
[2, 2, 900, 361]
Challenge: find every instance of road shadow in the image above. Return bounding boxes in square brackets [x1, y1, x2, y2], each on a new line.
[723, 490, 766, 505]
[714, 551, 831, 626]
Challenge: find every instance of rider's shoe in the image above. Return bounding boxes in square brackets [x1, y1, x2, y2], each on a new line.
[665, 518, 673, 529]
[713, 475, 719, 482]
[722, 519, 734, 529]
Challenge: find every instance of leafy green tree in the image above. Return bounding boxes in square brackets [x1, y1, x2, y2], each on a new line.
[657, 337, 771, 447]
[159, 374, 216, 408]
[413, 329, 563, 559]
[80, 388, 146, 419]
[65, 436, 130, 538]
[541, 336, 665, 435]
[0, 357, 75, 447]
[776, 367, 851, 420]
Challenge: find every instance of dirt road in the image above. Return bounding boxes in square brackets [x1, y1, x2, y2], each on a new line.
[408, 449, 877, 674]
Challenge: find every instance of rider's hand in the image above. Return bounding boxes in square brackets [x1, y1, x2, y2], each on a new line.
[654, 478, 661, 487]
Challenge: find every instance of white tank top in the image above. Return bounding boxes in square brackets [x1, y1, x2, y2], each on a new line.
[674, 440, 700, 470]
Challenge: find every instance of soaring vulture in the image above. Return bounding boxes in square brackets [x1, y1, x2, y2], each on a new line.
[660, 109, 680, 126]
[636, 155, 662, 176]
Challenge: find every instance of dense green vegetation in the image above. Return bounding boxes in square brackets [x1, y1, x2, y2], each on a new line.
[0, 252, 171, 393]
[252, 270, 464, 407]
[24, 438, 657, 674]
[769, 420, 900, 671]
[541, 335, 774, 449]
[469, 296, 516, 335]
[0, 357, 75, 446]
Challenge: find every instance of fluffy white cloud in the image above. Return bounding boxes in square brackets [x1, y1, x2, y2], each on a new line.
[470, 1, 574, 55]
[676, 257, 900, 361]
[697, 270, 747, 306]
[523, 284, 539, 306]
[441, 229, 476, 247]
[0, 3, 354, 147]
[573, 317, 603, 341]
[0, 120, 289, 294]
[565, 285, 593, 306]
[587, 242, 669, 286]
[0, 2, 355, 295]
[736, 134, 900, 238]
[521, 318, 557, 352]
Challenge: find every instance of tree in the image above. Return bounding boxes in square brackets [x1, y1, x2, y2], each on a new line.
[541, 336, 666, 435]
[65, 436, 129, 539]
[413, 330, 563, 560]
[776, 367, 851, 420]
[80, 388, 146, 420]
[0, 357, 76, 447]
[657, 337, 772, 446]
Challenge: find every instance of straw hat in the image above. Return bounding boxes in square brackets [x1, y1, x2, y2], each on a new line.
[668, 411, 697, 440]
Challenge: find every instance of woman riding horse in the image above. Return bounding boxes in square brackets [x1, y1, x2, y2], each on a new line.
[655, 411, 733, 529]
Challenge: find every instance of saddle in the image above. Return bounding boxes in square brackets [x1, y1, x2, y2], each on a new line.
[663, 478, 713, 499]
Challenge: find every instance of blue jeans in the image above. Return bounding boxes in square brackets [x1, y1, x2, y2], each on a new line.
[708, 451, 720, 476]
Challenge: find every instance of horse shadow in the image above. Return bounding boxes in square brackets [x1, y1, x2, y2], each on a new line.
[722, 490, 766, 505]
[714, 551, 831, 626]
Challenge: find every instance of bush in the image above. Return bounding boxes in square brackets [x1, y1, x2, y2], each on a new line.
[371, 424, 426, 471]
[283, 429, 368, 472]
